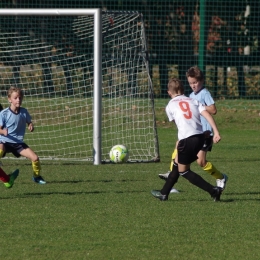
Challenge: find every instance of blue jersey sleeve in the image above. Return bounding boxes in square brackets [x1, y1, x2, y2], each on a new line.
[203, 90, 215, 106]
[25, 110, 32, 124]
[0, 111, 3, 127]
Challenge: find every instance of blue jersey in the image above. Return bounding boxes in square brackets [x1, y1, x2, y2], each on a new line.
[0, 107, 32, 143]
[189, 88, 215, 132]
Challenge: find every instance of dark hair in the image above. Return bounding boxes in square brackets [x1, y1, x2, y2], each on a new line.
[186, 66, 204, 82]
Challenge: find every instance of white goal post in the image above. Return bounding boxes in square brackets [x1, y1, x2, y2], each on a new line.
[0, 9, 160, 164]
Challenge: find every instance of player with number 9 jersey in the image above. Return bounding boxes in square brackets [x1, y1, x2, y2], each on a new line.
[166, 95, 206, 140]
[158, 67, 227, 195]
[151, 78, 222, 202]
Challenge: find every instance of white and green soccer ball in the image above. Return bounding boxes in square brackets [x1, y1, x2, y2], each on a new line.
[109, 144, 129, 163]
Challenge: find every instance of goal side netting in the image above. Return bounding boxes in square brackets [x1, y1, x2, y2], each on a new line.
[0, 9, 160, 163]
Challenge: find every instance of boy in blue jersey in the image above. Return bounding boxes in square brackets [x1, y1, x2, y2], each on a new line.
[0, 87, 46, 184]
[158, 66, 228, 192]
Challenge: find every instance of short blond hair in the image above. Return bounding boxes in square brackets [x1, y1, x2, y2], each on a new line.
[167, 78, 184, 95]
[7, 86, 24, 99]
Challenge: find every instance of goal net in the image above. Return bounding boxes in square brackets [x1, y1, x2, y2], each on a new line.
[0, 9, 160, 163]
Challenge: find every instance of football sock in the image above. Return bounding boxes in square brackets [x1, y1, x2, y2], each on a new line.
[0, 167, 10, 183]
[32, 160, 41, 177]
[161, 162, 179, 195]
[180, 169, 214, 194]
[0, 149, 4, 158]
[203, 161, 223, 179]
[169, 149, 177, 171]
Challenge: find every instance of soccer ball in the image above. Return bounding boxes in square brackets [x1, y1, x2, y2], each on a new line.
[109, 145, 129, 163]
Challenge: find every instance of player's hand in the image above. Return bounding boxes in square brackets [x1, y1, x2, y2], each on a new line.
[213, 133, 221, 143]
[2, 128, 8, 136]
[28, 123, 34, 132]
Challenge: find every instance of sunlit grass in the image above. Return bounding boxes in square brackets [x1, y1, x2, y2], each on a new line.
[1, 100, 260, 259]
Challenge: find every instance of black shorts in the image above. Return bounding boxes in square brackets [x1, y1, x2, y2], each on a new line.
[1, 142, 29, 158]
[201, 136, 213, 152]
[177, 134, 205, 165]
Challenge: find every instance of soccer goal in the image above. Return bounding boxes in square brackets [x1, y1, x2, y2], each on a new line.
[0, 9, 160, 164]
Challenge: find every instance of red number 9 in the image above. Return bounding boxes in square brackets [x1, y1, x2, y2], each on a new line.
[179, 101, 192, 119]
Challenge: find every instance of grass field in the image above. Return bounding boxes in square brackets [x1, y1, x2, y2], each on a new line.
[1, 99, 260, 260]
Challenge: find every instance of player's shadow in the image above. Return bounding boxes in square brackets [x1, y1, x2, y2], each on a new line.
[50, 179, 145, 184]
[4, 190, 146, 200]
[0, 191, 104, 199]
[165, 197, 235, 203]
[226, 191, 260, 195]
[0, 178, 147, 199]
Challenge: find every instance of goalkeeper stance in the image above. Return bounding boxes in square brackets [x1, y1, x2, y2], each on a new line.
[0, 87, 46, 185]
[159, 66, 227, 192]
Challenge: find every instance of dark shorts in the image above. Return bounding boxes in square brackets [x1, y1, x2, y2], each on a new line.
[1, 142, 29, 158]
[177, 134, 205, 165]
[201, 136, 213, 152]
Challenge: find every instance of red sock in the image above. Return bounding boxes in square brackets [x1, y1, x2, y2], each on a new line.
[0, 167, 9, 183]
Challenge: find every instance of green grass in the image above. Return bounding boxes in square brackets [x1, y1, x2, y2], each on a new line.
[1, 99, 260, 259]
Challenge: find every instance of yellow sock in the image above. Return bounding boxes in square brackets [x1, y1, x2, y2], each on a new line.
[170, 149, 177, 171]
[32, 160, 41, 177]
[203, 161, 223, 179]
[0, 149, 4, 158]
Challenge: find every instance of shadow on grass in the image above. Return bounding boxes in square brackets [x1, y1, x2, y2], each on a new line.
[48, 179, 146, 184]
[2, 187, 259, 202]
[163, 198, 235, 202]
[226, 191, 260, 195]
[0, 190, 149, 200]
[9, 179, 146, 185]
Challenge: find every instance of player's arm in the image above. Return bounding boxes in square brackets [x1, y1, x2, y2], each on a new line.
[0, 126, 7, 136]
[28, 122, 34, 132]
[26, 110, 34, 132]
[0, 112, 7, 136]
[205, 103, 217, 115]
[204, 92, 217, 115]
[200, 110, 221, 143]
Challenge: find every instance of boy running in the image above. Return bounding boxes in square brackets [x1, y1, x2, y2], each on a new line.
[159, 66, 227, 192]
[151, 78, 222, 201]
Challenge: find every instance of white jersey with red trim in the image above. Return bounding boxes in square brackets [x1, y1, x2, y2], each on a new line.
[165, 95, 206, 140]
